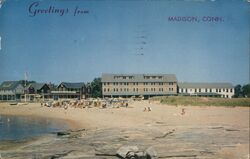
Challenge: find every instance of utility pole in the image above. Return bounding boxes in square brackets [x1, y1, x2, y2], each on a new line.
[24, 72, 28, 103]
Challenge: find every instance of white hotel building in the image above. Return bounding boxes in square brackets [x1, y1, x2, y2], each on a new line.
[178, 82, 234, 98]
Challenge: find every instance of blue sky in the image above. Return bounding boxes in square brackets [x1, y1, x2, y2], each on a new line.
[0, 0, 249, 85]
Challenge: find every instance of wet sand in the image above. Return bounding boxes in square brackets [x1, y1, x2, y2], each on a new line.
[0, 100, 249, 158]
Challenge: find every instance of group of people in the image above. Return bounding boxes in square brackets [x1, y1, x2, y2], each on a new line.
[41, 100, 86, 109]
[143, 106, 152, 112]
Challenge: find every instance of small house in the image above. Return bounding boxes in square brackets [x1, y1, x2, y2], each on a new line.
[0, 81, 24, 101]
[51, 82, 86, 100]
[25, 83, 51, 101]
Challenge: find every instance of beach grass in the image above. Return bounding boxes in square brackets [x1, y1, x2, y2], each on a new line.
[151, 96, 250, 107]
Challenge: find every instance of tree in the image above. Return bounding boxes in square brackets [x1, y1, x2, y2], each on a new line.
[242, 84, 250, 97]
[234, 85, 242, 98]
[90, 78, 102, 98]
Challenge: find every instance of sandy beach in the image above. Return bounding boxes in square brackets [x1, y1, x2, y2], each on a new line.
[0, 100, 249, 158]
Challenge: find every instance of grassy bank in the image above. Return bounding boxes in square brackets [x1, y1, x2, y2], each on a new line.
[151, 96, 250, 107]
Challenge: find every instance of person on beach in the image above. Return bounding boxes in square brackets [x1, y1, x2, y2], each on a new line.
[181, 108, 185, 115]
[148, 106, 151, 111]
[143, 106, 152, 112]
[64, 104, 68, 114]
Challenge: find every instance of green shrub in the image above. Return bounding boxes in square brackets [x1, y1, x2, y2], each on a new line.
[151, 96, 250, 107]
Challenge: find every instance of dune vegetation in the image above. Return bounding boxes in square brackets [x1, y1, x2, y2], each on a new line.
[151, 96, 250, 107]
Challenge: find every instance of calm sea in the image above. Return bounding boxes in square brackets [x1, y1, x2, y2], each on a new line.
[0, 115, 68, 141]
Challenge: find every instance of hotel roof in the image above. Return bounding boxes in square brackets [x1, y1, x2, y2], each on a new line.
[101, 73, 177, 82]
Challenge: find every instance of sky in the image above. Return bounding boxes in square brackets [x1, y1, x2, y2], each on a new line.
[0, 0, 249, 85]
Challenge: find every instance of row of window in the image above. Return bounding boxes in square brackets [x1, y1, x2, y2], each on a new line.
[222, 95, 230, 98]
[0, 90, 13, 92]
[103, 82, 175, 86]
[58, 88, 81, 91]
[143, 76, 163, 79]
[179, 88, 233, 93]
[144, 88, 155, 92]
[103, 88, 174, 92]
[113, 76, 165, 80]
[103, 88, 130, 92]
[114, 76, 134, 79]
[142, 87, 174, 92]
[0, 95, 16, 100]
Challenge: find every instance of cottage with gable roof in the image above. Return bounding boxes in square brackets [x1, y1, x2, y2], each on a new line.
[0, 81, 24, 101]
[25, 83, 51, 101]
[51, 82, 86, 100]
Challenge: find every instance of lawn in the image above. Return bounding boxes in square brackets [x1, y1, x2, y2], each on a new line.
[151, 96, 250, 107]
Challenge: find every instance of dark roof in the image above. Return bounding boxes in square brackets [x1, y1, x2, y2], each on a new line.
[27, 83, 47, 90]
[101, 74, 177, 82]
[0, 81, 23, 90]
[178, 82, 234, 89]
[59, 82, 85, 89]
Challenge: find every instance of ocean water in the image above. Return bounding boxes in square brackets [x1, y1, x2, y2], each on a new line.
[0, 115, 68, 141]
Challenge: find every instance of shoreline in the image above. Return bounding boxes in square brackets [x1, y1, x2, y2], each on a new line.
[0, 101, 249, 159]
[0, 112, 79, 130]
[0, 103, 88, 130]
